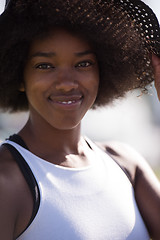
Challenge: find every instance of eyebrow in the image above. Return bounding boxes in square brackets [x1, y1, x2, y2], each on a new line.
[74, 50, 96, 56]
[29, 52, 56, 59]
[29, 50, 95, 59]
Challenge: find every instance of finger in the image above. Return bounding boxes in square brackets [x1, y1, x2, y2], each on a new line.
[152, 54, 160, 101]
[152, 54, 160, 70]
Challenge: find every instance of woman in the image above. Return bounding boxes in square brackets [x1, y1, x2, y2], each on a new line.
[0, 0, 160, 239]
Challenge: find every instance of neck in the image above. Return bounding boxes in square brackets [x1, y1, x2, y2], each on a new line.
[19, 116, 82, 157]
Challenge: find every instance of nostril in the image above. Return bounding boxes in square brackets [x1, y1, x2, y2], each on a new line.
[55, 81, 78, 91]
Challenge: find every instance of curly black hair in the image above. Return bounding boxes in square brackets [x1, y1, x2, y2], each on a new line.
[0, 0, 156, 112]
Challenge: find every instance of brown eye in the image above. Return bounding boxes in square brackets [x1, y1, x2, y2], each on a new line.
[76, 61, 93, 68]
[35, 63, 54, 69]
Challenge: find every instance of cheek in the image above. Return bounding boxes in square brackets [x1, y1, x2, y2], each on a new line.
[84, 71, 99, 103]
[24, 68, 51, 95]
[90, 71, 100, 94]
[85, 67, 99, 87]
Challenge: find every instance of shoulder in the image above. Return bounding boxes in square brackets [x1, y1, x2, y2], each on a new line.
[0, 144, 23, 187]
[0, 144, 22, 238]
[0, 143, 27, 209]
[95, 140, 144, 186]
[0, 144, 33, 238]
[96, 140, 160, 239]
[0, 144, 21, 193]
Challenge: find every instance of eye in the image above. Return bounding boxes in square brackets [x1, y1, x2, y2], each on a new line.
[76, 61, 93, 68]
[35, 63, 54, 70]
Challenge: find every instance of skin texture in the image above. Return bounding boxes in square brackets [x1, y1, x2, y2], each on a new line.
[0, 30, 160, 240]
[23, 29, 99, 132]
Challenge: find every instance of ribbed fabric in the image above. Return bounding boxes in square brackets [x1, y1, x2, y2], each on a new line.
[4, 139, 149, 240]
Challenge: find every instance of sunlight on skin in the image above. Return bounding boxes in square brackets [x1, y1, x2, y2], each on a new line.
[152, 54, 160, 101]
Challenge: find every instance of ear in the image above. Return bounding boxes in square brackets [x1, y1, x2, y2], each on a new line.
[152, 54, 160, 101]
[19, 82, 25, 92]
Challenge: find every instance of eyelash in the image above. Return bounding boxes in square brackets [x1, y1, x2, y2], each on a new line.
[35, 60, 94, 70]
[35, 63, 54, 69]
[75, 61, 94, 68]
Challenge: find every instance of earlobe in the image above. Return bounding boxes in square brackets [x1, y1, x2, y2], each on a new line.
[19, 83, 25, 92]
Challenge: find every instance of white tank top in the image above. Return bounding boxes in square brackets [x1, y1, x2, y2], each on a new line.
[5, 139, 149, 240]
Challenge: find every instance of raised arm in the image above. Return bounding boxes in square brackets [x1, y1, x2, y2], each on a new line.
[152, 54, 160, 101]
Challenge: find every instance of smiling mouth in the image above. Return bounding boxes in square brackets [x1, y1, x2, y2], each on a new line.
[48, 95, 83, 108]
[57, 100, 77, 105]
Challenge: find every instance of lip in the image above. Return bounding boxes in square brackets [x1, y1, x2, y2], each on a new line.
[48, 94, 83, 110]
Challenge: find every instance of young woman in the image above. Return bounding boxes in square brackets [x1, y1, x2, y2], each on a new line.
[0, 0, 160, 239]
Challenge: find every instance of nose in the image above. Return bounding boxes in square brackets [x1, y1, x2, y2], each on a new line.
[55, 68, 78, 92]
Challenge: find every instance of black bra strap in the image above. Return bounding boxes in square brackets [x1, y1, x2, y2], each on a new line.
[7, 134, 29, 150]
[2, 138, 40, 235]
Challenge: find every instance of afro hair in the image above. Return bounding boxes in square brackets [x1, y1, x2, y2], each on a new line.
[0, 0, 158, 112]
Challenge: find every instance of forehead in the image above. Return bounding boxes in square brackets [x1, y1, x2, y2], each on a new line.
[29, 28, 93, 54]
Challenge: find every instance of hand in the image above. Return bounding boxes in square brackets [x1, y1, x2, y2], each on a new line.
[152, 54, 160, 101]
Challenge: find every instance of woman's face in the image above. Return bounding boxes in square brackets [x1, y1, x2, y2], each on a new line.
[23, 28, 99, 130]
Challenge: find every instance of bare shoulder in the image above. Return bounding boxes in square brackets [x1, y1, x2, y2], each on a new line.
[96, 140, 160, 239]
[0, 144, 33, 239]
[96, 140, 145, 186]
[0, 144, 22, 201]
[96, 140, 160, 191]
[0, 144, 21, 239]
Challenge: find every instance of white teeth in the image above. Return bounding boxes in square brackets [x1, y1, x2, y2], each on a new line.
[60, 100, 76, 104]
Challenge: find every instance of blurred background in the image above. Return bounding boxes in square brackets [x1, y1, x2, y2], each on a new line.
[0, 0, 160, 178]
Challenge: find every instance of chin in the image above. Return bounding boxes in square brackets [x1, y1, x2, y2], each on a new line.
[52, 118, 82, 131]
[56, 122, 81, 131]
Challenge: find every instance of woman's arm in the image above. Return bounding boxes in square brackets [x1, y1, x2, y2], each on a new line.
[0, 145, 34, 240]
[99, 141, 160, 239]
[0, 149, 19, 240]
[134, 153, 160, 239]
